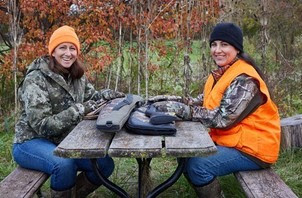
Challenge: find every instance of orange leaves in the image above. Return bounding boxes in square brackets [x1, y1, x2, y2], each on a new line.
[0, 0, 221, 84]
[150, 18, 178, 39]
[148, 63, 159, 73]
[83, 45, 114, 78]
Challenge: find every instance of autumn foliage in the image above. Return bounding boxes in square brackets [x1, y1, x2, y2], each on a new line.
[1, 0, 302, 118]
[1, 0, 218, 76]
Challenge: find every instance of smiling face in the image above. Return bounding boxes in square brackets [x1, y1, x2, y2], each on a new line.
[51, 43, 78, 69]
[210, 40, 239, 67]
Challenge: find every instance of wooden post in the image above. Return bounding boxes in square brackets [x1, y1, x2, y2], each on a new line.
[280, 114, 302, 150]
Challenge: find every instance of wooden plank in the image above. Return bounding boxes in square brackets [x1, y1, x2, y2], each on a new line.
[54, 120, 114, 158]
[281, 114, 302, 149]
[108, 129, 162, 158]
[234, 168, 298, 198]
[165, 122, 217, 157]
[0, 166, 48, 198]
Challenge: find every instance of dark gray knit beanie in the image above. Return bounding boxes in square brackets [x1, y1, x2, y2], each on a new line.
[209, 23, 243, 52]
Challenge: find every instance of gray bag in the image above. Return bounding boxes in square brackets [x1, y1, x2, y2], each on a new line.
[96, 94, 144, 132]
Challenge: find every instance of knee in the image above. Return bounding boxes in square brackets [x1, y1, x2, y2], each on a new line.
[96, 156, 114, 178]
[186, 158, 214, 186]
[53, 158, 77, 176]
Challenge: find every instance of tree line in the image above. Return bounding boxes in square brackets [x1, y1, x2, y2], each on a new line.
[0, 0, 301, 121]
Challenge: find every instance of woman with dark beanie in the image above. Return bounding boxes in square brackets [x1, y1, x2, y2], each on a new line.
[13, 25, 124, 197]
[182, 23, 281, 197]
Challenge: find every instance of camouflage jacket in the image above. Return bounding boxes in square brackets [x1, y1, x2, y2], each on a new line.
[192, 74, 265, 129]
[148, 74, 264, 130]
[14, 57, 100, 144]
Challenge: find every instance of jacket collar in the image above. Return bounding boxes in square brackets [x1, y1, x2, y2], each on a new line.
[33, 57, 77, 101]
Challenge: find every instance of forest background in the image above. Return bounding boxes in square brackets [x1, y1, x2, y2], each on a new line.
[0, 0, 302, 197]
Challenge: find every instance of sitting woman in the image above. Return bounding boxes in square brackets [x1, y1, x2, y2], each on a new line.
[185, 22, 280, 197]
[151, 23, 281, 197]
[13, 25, 123, 197]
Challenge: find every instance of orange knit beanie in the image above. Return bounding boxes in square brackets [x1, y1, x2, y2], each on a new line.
[48, 25, 80, 55]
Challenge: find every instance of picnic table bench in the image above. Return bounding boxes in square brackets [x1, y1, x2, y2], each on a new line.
[0, 166, 49, 198]
[54, 120, 217, 197]
[234, 168, 298, 198]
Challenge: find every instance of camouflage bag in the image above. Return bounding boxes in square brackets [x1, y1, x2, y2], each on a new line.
[150, 100, 192, 121]
[96, 94, 144, 132]
[125, 99, 192, 136]
[125, 106, 177, 136]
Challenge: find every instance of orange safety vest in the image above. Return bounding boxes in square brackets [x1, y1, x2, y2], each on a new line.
[203, 59, 280, 163]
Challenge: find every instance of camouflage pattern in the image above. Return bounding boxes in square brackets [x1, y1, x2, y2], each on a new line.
[191, 74, 262, 129]
[82, 100, 99, 114]
[14, 56, 102, 144]
[182, 94, 204, 106]
[147, 95, 183, 103]
[132, 105, 177, 123]
[131, 106, 150, 123]
[151, 101, 192, 120]
[97, 89, 125, 101]
[126, 106, 177, 135]
[84, 100, 108, 120]
[96, 98, 125, 120]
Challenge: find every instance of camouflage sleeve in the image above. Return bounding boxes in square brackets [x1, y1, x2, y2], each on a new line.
[184, 94, 204, 106]
[83, 77, 124, 102]
[192, 74, 261, 129]
[84, 77, 99, 102]
[21, 73, 83, 137]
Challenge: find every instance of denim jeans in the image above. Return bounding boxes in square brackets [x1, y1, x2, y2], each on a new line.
[185, 145, 262, 186]
[13, 138, 114, 191]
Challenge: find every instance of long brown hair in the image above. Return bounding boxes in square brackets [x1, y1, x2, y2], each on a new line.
[238, 52, 266, 83]
[238, 52, 274, 100]
[48, 56, 85, 79]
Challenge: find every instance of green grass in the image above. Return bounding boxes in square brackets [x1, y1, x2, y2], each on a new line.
[1, 131, 301, 197]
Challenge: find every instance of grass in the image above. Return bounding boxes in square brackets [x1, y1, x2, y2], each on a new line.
[1, 131, 301, 197]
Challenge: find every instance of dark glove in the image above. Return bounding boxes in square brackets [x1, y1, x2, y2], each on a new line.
[83, 100, 98, 115]
[182, 97, 194, 106]
[99, 89, 125, 101]
[152, 101, 192, 120]
[145, 105, 177, 125]
[182, 94, 203, 106]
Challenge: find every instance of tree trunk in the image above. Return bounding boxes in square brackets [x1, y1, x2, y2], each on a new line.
[218, 0, 235, 22]
[8, 0, 22, 123]
[183, 54, 192, 97]
[280, 114, 302, 150]
[144, 0, 151, 100]
[115, 21, 123, 91]
[137, 3, 142, 95]
[106, 65, 112, 89]
[260, 0, 268, 70]
[183, 0, 192, 97]
[128, 27, 133, 94]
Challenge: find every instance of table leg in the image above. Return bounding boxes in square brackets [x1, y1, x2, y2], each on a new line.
[90, 159, 130, 198]
[136, 158, 152, 198]
[146, 158, 186, 198]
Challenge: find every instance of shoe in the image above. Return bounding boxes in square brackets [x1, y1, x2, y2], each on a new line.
[51, 187, 75, 198]
[184, 173, 224, 198]
[75, 172, 100, 198]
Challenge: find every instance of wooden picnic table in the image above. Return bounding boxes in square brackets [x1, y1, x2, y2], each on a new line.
[54, 120, 217, 198]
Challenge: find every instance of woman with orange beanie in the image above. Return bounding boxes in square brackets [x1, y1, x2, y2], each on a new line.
[13, 25, 123, 197]
[181, 22, 281, 197]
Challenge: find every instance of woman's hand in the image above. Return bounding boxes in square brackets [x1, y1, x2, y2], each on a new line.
[82, 100, 98, 114]
[99, 89, 125, 100]
[152, 101, 192, 120]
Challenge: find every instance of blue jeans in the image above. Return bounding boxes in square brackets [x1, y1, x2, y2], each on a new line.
[185, 145, 262, 186]
[13, 138, 114, 191]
